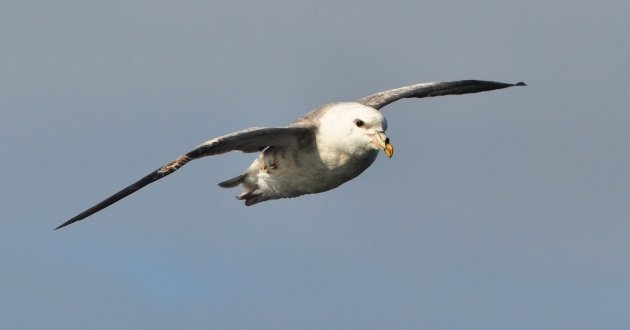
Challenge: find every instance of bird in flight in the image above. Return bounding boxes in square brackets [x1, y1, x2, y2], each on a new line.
[56, 79, 525, 229]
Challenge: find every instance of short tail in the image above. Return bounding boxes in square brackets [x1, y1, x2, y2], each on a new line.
[218, 174, 246, 188]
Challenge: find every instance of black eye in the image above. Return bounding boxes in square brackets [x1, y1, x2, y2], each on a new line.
[354, 119, 365, 127]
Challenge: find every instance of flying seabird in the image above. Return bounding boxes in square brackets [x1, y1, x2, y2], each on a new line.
[56, 79, 525, 229]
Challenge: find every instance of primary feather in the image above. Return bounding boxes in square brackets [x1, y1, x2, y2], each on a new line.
[56, 79, 524, 229]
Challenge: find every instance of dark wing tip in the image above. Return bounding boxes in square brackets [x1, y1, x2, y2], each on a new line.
[358, 79, 528, 110]
[54, 155, 194, 230]
[53, 127, 314, 230]
[54, 218, 79, 230]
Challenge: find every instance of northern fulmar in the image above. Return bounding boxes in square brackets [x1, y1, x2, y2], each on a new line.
[56, 79, 525, 229]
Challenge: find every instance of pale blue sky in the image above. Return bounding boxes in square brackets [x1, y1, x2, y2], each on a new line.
[2, 1, 629, 329]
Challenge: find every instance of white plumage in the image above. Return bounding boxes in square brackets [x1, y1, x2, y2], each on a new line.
[230, 103, 390, 205]
[56, 79, 524, 229]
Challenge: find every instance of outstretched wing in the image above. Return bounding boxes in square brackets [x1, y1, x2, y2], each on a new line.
[55, 126, 314, 229]
[358, 80, 526, 110]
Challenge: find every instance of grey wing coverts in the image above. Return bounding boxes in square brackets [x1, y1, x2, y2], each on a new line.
[56, 79, 525, 229]
[358, 80, 526, 110]
[55, 126, 314, 229]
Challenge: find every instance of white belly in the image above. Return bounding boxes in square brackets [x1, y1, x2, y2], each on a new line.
[237, 146, 378, 205]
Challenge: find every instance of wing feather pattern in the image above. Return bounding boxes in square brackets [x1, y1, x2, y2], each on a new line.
[358, 80, 526, 110]
[55, 126, 313, 229]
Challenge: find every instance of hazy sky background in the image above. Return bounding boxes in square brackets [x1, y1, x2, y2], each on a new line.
[2, 1, 629, 329]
